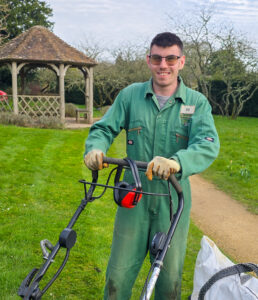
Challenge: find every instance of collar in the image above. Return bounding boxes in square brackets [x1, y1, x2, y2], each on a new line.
[144, 76, 186, 103]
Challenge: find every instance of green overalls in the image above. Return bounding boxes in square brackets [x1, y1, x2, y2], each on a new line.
[85, 77, 220, 300]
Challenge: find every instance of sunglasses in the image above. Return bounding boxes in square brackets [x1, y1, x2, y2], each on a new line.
[148, 54, 181, 66]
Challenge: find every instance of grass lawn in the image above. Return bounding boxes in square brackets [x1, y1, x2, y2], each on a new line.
[202, 116, 258, 214]
[0, 125, 202, 300]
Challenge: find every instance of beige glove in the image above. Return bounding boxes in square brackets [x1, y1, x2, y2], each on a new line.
[145, 156, 180, 181]
[84, 149, 108, 170]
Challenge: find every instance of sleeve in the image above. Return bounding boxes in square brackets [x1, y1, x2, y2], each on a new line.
[84, 89, 127, 156]
[172, 97, 220, 180]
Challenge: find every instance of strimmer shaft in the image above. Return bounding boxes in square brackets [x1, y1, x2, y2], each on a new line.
[142, 266, 161, 300]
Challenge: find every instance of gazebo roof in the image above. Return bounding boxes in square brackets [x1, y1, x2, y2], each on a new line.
[0, 26, 97, 67]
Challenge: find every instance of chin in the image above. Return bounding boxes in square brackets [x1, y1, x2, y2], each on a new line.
[156, 80, 172, 87]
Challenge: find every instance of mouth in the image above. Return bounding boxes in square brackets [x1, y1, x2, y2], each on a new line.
[157, 71, 171, 77]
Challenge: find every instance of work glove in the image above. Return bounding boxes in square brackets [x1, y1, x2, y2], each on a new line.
[84, 149, 108, 170]
[145, 156, 180, 181]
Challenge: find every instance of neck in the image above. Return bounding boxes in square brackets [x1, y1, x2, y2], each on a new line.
[152, 80, 178, 97]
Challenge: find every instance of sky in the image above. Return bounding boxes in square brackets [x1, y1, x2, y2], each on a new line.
[47, 0, 258, 57]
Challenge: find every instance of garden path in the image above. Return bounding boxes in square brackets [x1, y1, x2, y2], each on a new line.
[190, 174, 258, 263]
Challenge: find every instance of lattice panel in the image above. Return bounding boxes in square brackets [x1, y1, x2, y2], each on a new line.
[18, 95, 61, 118]
[0, 95, 13, 113]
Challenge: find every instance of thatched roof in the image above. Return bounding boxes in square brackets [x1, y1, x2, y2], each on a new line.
[0, 26, 97, 67]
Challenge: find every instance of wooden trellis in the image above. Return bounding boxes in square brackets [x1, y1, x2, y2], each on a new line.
[0, 96, 13, 113]
[18, 95, 61, 118]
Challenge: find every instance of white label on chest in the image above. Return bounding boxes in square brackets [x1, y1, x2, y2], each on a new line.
[180, 105, 195, 114]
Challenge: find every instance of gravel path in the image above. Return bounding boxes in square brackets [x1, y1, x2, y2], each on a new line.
[190, 174, 258, 263]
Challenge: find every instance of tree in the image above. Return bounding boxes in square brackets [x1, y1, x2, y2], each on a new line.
[0, 0, 9, 45]
[169, 10, 225, 114]
[65, 40, 150, 107]
[168, 9, 258, 118]
[1, 0, 53, 41]
[209, 30, 258, 118]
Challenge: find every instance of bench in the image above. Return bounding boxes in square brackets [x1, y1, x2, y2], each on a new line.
[75, 108, 88, 122]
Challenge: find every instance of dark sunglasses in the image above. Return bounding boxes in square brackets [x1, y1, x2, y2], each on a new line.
[148, 54, 181, 66]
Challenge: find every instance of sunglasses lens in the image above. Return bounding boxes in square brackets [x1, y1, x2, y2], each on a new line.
[150, 55, 162, 65]
[166, 55, 178, 65]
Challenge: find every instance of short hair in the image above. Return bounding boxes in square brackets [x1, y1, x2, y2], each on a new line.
[150, 32, 183, 53]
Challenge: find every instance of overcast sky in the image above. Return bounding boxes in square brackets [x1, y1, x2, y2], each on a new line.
[47, 0, 258, 54]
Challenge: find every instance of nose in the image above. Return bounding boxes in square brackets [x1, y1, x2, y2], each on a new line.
[159, 57, 169, 68]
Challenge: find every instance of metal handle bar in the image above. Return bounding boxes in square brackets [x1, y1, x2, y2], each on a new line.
[103, 157, 182, 195]
[103, 157, 184, 300]
[18, 157, 182, 300]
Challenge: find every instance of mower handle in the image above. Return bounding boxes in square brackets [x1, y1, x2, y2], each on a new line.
[103, 157, 184, 300]
[102, 157, 182, 195]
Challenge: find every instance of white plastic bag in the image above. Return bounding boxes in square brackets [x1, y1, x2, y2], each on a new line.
[191, 236, 258, 300]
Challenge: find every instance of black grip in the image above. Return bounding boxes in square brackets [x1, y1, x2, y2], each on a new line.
[103, 157, 147, 169]
[102, 157, 182, 195]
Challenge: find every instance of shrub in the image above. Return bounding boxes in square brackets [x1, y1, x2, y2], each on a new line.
[99, 105, 111, 115]
[0, 112, 64, 129]
[65, 103, 77, 117]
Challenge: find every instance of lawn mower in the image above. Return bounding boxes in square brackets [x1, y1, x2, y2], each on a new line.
[18, 157, 184, 300]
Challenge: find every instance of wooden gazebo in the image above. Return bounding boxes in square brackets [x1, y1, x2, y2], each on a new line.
[0, 26, 97, 123]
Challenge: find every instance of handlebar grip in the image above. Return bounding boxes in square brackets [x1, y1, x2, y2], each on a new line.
[102, 157, 182, 195]
[103, 157, 147, 169]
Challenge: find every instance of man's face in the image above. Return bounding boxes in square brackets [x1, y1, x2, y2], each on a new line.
[146, 44, 185, 92]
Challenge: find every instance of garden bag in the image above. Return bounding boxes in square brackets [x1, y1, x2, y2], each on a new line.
[190, 236, 258, 300]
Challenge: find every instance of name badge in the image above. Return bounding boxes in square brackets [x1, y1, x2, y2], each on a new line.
[180, 105, 195, 126]
[180, 105, 195, 114]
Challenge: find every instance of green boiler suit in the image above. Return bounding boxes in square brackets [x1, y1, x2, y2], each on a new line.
[85, 77, 220, 300]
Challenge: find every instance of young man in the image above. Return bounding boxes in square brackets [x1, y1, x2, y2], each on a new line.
[84, 32, 220, 300]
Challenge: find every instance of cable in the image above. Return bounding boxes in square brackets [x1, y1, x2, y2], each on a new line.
[80, 166, 169, 199]
[41, 249, 70, 296]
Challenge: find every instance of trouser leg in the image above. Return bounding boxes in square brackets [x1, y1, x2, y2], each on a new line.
[104, 201, 150, 300]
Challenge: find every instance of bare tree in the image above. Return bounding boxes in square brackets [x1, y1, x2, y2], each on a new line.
[76, 36, 106, 61]
[169, 10, 225, 114]
[65, 39, 150, 107]
[168, 9, 258, 118]
[211, 30, 258, 118]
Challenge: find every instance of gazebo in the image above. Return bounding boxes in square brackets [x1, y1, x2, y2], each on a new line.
[0, 26, 97, 123]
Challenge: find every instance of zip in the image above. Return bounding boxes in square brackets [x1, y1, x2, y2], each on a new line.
[128, 127, 142, 135]
[176, 133, 188, 143]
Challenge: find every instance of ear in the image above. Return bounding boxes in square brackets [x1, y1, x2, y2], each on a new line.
[146, 54, 151, 67]
[178, 55, 185, 70]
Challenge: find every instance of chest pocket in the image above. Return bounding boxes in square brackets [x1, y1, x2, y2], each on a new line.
[126, 121, 145, 161]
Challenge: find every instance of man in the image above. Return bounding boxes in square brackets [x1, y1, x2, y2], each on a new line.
[84, 32, 220, 299]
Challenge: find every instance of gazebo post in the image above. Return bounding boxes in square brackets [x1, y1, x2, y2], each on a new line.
[20, 68, 25, 94]
[85, 72, 89, 116]
[59, 63, 65, 122]
[89, 67, 94, 124]
[85, 72, 92, 124]
[12, 62, 18, 115]
[84, 67, 93, 124]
